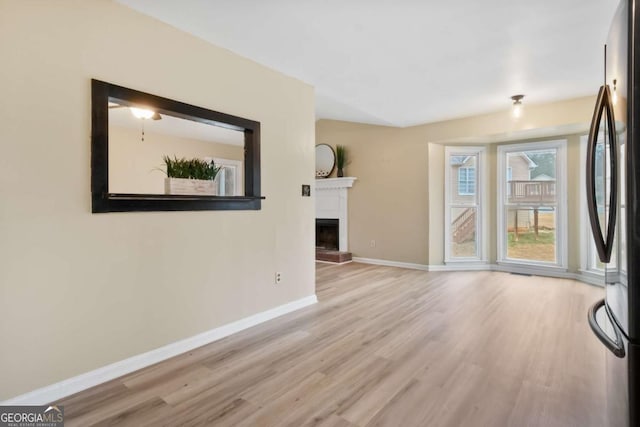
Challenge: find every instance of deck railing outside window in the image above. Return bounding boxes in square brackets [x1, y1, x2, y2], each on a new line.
[507, 180, 556, 204]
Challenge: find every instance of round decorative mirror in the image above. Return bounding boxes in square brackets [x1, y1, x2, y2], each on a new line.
[315, 144, 336, 178]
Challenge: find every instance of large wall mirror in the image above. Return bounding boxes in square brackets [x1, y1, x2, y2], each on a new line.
[91, 79, 262, 213]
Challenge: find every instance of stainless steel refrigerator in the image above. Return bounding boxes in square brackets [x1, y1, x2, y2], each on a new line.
[587, 0, 640, 425]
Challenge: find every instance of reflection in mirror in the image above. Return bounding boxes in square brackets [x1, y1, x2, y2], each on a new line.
[91, 79, 261, 213]
[108, 102, 245, 196]
[315, 144, 336, 178]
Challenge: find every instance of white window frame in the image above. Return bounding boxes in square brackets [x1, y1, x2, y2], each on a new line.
[618, 130, 627, 279]
[579, 135, 605, 276]
[444, 146, 487, 264]
[579, 132, 626, 280]
[497, 140, 568, 270]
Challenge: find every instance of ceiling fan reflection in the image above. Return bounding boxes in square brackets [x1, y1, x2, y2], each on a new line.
[109, 104, 162, 120]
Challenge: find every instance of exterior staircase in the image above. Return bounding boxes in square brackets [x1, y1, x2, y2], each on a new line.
[452, 208, 476, 243]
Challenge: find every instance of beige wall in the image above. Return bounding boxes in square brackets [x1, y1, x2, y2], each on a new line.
[315, 122, 431, 263]
[109, 125, 244, 194]
[0, 0, 315, 400]
[316, 96, 595, 267]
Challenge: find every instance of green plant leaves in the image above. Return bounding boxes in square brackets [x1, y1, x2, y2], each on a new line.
[336, 145, 347, 169]
[162, 155, 222, 180]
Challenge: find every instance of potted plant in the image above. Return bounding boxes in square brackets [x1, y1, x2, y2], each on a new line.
[336, 145, 348, 177]
[162, 156, 222, 196]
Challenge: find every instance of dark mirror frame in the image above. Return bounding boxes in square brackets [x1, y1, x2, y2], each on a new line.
[91, 79, 263, 213]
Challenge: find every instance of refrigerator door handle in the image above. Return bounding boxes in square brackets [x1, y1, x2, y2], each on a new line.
[588, 298, 625, 358]
[586, 84, 618, 263]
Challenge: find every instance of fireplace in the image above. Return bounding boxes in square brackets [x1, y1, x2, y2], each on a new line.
[315, 177, 356, 263]
[316, 219, 339, 250]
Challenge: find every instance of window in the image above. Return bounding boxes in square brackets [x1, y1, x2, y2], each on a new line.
[619, 133, 627, 278]
[204, 157, 243, 196]
[497, 140, 567, 268]
[458, 167, 476, 195]
[445, 147, 486, 263]
[580, 134, 624, 276]
[580, 135, 604, 274]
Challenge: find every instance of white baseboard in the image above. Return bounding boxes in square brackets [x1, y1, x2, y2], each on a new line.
[433, 263, 493, 271]
[352, 257, 430, 271]
[2, 294, 318, 405]
[574, 270, 605, 286]
[315, 259, 353, 265]
[351, 257, 603, 287]
[352, 257, 491, 272]
[492, 263, 571, 278]
[492, 264, 604, 287]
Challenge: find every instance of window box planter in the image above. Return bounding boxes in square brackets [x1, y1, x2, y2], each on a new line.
[164, 177, 218, 196]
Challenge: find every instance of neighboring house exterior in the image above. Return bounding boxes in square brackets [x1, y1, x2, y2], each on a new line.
[505, 154, 545, 231]
[449, 155, 477, 205]
[449, 153, 535, 203]
[507, 155, 559, 231]
[507, 152, 536, 184]
[450, 153, 546, 236]
[531, 173, 554, 181]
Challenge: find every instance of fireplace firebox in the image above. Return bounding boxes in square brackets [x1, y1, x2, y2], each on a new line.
[316, 219, 339, 251]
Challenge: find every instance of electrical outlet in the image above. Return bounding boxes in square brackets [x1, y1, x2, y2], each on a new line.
[370, 240, 376, 247]
[275, 272, 282, 284]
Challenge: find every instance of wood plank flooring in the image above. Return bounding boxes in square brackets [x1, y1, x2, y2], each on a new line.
[56, 263, 606, 426]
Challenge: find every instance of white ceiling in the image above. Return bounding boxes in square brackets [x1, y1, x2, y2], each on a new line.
[117, 0, 619, 127]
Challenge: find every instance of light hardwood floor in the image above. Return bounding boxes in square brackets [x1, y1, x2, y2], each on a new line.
[57, 263, 606, 426]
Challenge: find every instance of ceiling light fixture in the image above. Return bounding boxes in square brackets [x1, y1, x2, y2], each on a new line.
[130, 107, 155, 120]
[511, 94, 525, 119]
[129, 107, 160, 142]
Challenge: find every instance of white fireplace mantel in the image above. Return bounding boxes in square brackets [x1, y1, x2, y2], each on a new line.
[314, 177, 357, 190]
[314, 177, 357, 252]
